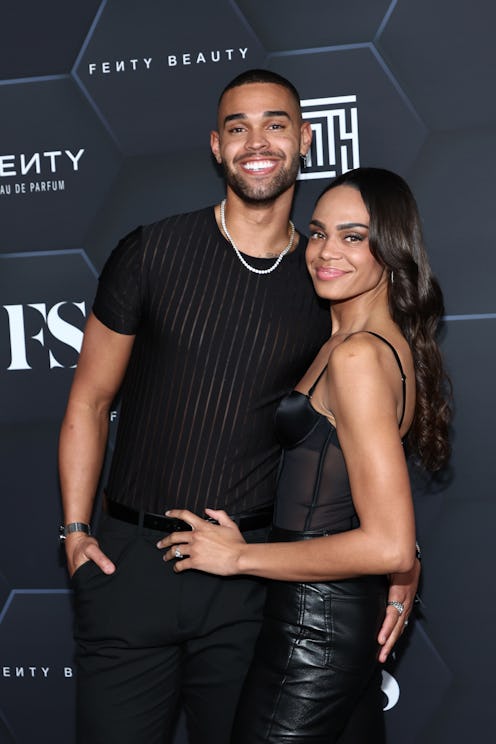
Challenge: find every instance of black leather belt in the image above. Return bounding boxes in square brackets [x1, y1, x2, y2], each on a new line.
[104, 497, 273, 534]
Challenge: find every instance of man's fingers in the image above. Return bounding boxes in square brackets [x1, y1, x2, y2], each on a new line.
[70, 539, 116, 576]
[90, 547, 116, 575]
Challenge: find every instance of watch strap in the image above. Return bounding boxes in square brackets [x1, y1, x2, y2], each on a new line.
[59, 522, 91, 542]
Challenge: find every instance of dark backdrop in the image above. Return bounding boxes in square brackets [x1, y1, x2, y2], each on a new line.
[1, 1, 495, 742]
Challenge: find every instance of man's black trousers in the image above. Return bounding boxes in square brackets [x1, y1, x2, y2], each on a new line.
[72, 513, 266, 744]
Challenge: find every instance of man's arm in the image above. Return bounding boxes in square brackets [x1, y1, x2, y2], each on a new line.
[377, 560, 421, 662]
[58, 312, 135, 577]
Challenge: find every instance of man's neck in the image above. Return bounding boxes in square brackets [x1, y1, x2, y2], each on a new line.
[215, 190, 297, 258]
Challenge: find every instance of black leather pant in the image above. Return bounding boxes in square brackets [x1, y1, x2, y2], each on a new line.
[232, 531, 388, 743]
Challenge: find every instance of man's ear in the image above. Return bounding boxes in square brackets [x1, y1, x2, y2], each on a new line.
[300, 120, 312, 156]
[210, 131, 222, 164]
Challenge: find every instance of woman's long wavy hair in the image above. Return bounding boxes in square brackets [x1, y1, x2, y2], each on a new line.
[320, 167, 451, 471]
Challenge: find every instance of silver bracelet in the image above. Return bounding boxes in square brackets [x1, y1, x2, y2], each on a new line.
[59, 522, 91, 543]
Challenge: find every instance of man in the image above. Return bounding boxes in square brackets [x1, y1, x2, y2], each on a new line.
[59, 69, 419, 744]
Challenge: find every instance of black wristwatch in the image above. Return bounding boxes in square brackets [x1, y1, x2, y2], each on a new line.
[59, 522, 91, 544]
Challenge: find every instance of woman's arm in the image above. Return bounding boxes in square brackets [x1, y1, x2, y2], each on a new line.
[159, 334, 416, 581]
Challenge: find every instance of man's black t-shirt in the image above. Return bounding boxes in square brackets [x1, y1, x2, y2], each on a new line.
[93, 206, 330, 515]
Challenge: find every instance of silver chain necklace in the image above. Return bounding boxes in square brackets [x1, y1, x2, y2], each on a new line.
[220, 199, 296, 275]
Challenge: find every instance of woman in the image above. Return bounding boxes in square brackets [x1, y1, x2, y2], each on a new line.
[159, 168, 451, 742]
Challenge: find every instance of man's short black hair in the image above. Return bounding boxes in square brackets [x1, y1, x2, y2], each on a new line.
[218, 68, 302, 117]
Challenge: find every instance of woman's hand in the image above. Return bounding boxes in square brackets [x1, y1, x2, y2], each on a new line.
[377, 559, 421, 662]
[156, 508, 247, 575]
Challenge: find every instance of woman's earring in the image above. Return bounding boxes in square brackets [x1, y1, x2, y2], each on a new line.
[390, 270, 394, 284]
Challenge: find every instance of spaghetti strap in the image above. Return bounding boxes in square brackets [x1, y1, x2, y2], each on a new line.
[306, 331, 407, 428]
[307, 365, 327, 398]
[366, 331, 407, 428]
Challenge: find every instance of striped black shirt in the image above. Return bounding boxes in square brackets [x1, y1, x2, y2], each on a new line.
[93, 207, 330, 515]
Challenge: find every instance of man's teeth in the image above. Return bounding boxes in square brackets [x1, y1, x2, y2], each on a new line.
[243, 160, 274, 171]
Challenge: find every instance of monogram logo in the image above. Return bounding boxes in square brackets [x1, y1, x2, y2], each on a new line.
[3, 301, 86, 370]
[298, 96, 360, 180]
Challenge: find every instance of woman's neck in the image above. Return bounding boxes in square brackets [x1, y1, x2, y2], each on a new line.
[329, 287, 390, 337]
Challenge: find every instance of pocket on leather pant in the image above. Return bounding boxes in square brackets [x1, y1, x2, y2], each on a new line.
[325, 593, 384, 672]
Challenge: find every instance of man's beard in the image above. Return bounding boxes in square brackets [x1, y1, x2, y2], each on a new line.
[221, 151, 301, 205]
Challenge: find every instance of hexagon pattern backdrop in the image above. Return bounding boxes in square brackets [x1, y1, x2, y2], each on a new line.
[0, 1, 495, 742]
